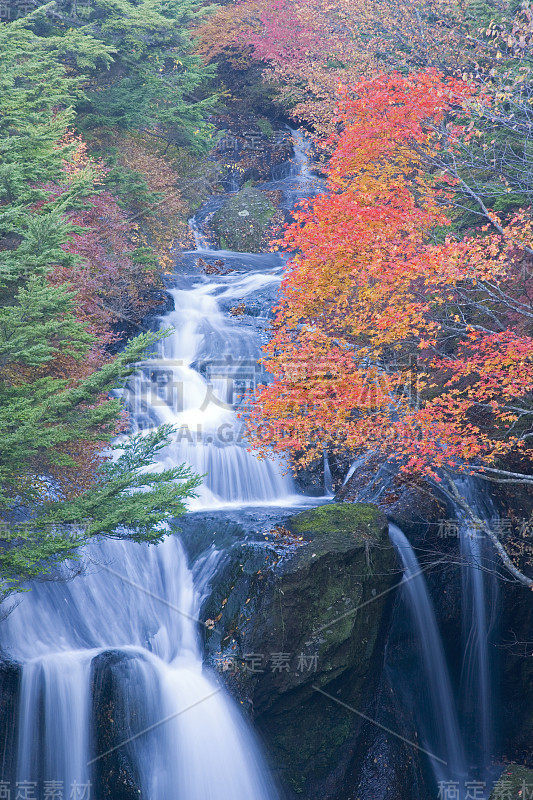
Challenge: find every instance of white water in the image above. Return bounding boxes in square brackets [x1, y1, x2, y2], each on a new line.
[388, 524, 468, 785]
[120, 129, 322, 510]
[323, 450, 334, 497]
[2, 127, 321, 799]
[455, 481, 498, 775]
[4, 537, 277, 797]
[124, 275, 301, 509]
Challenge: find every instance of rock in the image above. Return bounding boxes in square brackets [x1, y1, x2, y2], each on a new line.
[109, 289, 175, 353]
[90, 650, 146, 800]
[0, 658, 21, 783]
[203, 503, 397, 797]
[499, 582, 533, 766]
[489, 764, 533, 798]
[210, 187, 276, 252]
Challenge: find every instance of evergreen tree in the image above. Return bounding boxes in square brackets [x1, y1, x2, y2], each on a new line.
[0, 19, 203, 597]
[23, 0, 217, 151]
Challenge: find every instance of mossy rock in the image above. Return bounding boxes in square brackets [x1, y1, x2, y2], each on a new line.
[196, 503, 396, 796]
[490, 765, 533, 798]
[254, 504, 393, 793]
[289, 502, 385, 538]
[211, 187, 275, 252]
[223, 503, 394, 795]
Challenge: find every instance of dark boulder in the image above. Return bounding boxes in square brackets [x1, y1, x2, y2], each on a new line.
[203, 503, 398, 797]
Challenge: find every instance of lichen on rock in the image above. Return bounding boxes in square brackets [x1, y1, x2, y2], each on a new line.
[489, 765, 533, 799]
[210, 187, 275, 252]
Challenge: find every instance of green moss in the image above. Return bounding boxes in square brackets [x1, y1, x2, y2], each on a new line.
[256, 117, 275, 139]
[490, 765, 533, 799]
[289, 502, 385, 540]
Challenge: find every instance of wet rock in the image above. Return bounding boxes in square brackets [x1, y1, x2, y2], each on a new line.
[211, 188, 276, 252]
[0, 658, 21, 783]
[489, 764, 533, 798]
[90, 650, 146, 800]
[499, 583, 533, 766]
[203, 503, 398, 797]
[214, 115, 293, 189]
[109, 289, 175, 353]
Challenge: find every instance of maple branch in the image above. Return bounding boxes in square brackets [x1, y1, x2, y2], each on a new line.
[473, 466, 533, 483]
[442, 471, 533, 588]
[413, 139, 533, 257]
[453, 173, 533, 256]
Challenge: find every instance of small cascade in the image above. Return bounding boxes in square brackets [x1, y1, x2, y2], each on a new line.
[323, 449, 334, 497]
[455, 481, 499, 775]
[4, 537, 278, 799]
[17, 653, 92, 791]
[389, 524, 468, 785]
[123, 274, 302, 509]
[266, 128, 322, 207]
[3, 123, 322, 800]
[119, 128, 324, 509]
[189, 213, 211, 251]
[345, 457, 499, 790]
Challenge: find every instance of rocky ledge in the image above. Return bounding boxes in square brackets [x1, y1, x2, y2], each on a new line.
[202, 503, 397, 797]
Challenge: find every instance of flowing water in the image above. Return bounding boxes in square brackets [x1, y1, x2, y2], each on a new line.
[455, 481, 499, 777]
[4, 538, 279, 798]
[389, 496, 499, 798]
[388, 524, 468, 786]
[0, 125, 502, 800]
[1, 128, 321, 799]
[342, 445, 499, 795]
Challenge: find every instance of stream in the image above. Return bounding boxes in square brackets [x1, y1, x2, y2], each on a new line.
[0, 129, 321, 799]
[0, 128, 503, 799]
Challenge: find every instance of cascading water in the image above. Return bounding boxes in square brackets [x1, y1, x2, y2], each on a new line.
[123, 128, 321, 510]
[323, 450, 334, 497]
[455, 481, 499, 776]
[388, 524, 468, 786]
[4, 538, 279, 798]
[343, 448, 499, 794]
[2, 127, 321, 799]
[126, 273, 300, 508]
[389, 494, 499, 798]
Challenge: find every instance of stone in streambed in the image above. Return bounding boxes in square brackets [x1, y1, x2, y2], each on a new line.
[0, 659, 21, 783]
[90, 650, 146, 800]
[210, 187, 275, 252]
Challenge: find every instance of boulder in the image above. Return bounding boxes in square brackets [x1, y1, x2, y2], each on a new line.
[203, 503, 398, 797]
[0, 658, 21, 783]
[210, 187, 275, 252]
[90, 650, 147, 800]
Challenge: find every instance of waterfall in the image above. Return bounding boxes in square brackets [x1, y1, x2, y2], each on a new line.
[2, 125, 322, 799]
[4, 537, 279, 798]
[455, 481, 499, 775]
[323, 449, 334, 496]
[17, 653, 92, 791]
[388, 524, 468, 784]
[345, 454, 498, 790]
[117, 129, 325, 510]
[123, 274, 301, 509]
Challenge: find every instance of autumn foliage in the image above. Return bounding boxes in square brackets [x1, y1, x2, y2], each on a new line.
[196, 0, 480, 133]
[246, 70, 533, 482]
[43, 135, 160, 347]
[115, 134, 191, 266]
